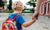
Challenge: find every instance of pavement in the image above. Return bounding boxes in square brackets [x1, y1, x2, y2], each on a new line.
[0, 13, 50, 30]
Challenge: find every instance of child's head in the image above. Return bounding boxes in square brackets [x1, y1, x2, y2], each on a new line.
[12, 1, 24, 14]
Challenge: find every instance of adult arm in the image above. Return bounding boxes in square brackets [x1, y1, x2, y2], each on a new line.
[32, 0, 42, 20]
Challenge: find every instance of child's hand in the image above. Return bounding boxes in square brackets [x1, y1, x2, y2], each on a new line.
[32, 17, 37, 23]
[34, 17, 36, 21]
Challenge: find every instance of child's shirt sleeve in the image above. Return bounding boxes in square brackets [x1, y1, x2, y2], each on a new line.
[18, 14, 26, 24]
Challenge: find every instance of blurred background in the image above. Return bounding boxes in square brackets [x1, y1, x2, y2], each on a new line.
[0, 0, 50, 30]
[0, 0, 37, 13]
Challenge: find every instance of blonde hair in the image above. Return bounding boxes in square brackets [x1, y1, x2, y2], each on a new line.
[12, 1, 24, 10]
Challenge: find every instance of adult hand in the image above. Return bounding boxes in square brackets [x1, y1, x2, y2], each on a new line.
[32, 11, 39, 20]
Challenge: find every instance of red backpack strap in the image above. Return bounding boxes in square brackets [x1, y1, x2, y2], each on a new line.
[6, 14, 19, 21]
[13, 14, 19, 21]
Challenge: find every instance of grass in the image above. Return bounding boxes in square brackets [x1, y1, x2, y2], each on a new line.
[6, 10, 34, 13]
[6, 10, 14, 13]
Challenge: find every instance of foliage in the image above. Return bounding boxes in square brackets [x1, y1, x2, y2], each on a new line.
[6, 10, 14, 13]
[22, 8, 34, 13]
[26, 0, 37, 7]
[30, 8, 35, 13]
[0, 0, 4, 7]
[8, 0, 12, 10]
[24, 6, 27, 9]
[7, 5, 9, 9]
[6, 10, 34, 13]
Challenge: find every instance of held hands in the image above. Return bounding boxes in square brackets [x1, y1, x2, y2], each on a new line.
[32, 17, 36, 23]
[32, 11, 39, 20]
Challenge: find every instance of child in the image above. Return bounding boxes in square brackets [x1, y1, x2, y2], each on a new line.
[9, 1, 37, 30]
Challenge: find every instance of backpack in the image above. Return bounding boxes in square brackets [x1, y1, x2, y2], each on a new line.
[2, 14, 19, 30]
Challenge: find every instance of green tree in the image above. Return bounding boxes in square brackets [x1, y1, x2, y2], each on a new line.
[24, 6, 27, 9]
[26, 0, 37, 12]
[26, 0, 37, 7]
[8, 0, 12, 10]
[0, 0, 4, 7]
